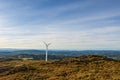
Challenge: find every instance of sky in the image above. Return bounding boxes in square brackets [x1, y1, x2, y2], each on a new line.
[0, 0, 120, 50]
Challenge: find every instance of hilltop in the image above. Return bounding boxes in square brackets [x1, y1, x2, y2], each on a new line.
[0, 55, 120, 80]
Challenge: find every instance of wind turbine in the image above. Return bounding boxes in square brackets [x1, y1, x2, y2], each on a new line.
[43, 41, 51, 62]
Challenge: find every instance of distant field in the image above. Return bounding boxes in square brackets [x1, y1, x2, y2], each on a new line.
[0, 55, 120, 80]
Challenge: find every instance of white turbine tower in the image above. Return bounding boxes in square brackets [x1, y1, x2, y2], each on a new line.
[43, 41, 51, 62]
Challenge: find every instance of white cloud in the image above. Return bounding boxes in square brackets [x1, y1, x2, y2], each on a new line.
[0, 0, 119, 50]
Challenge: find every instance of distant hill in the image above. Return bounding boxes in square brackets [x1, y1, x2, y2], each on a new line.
[0, 55, 120, 80]
[0, 49, 120, 60]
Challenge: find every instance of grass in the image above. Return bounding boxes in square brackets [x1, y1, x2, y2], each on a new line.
[0, 55, 120, 80]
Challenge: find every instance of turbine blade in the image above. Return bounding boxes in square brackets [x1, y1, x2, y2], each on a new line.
[42, 41, 51, 47]
[48, 43, 51, 46]
[43, 41, 47, 45]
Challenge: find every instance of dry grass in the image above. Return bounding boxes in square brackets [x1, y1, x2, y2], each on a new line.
[0, 55, 120, 80]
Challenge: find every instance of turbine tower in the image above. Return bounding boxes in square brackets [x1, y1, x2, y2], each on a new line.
[43, 41, 51, 62]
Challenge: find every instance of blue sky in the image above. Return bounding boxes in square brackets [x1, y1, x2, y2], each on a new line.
[0, 0, 120, 50]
